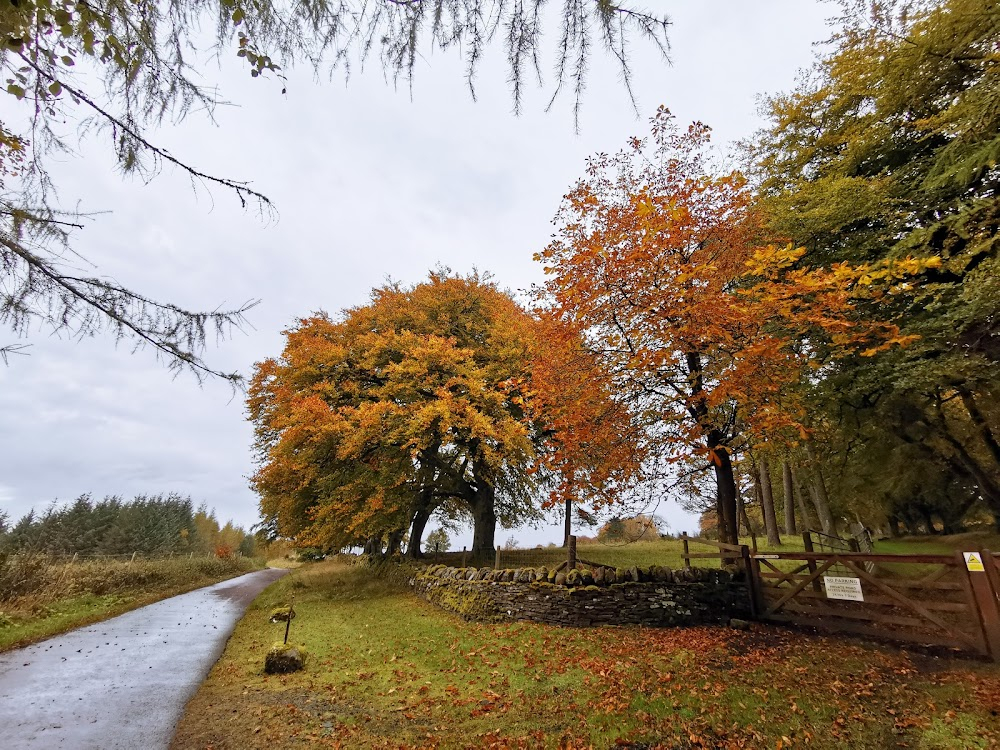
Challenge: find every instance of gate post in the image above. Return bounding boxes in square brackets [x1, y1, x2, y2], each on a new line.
[802, 532, 821, 592]
[969, 549, 1000, 662]
[567, 535, 577, 570]
[740, 545, 761, 620]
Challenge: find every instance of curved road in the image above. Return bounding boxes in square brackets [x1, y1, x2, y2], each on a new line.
[0, 567, 287, 749]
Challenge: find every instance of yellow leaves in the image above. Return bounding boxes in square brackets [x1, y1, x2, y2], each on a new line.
[249, 271, 546, 545]
[744, 244, 807, 277]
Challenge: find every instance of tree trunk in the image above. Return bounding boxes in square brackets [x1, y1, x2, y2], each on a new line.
[804, 443, 836, 534]
[805, 473, 834, 534]
[758, 457, 781, 545]
[920, 507, 937, 535]
[386, 529, 404, 556]
[470, 498, 496, 557]
[781, 460, 796, 535]
[790, 464, 814, 531]
[887, 514, 900, 538]
[564, 496, 572, 547]
[736, 484, 754, 537]
[363, 535, 381, 556]
[407, 506, 432, 559]
[709, 434, 738, 547]
[958, 387, 1000, 469]
[469, 459, 497, 557]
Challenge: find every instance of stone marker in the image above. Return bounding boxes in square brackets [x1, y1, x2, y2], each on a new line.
[265, 643, 306, 674]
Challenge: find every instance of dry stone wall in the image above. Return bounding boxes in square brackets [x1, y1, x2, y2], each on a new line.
[410, 563, 750, 627]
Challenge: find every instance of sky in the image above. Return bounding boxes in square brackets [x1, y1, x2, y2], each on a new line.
[0, 1, 836, 549]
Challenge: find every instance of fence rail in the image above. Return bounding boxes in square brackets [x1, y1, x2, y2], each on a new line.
[747, 541, 1000, 661]
[426, 532, 1000, 661]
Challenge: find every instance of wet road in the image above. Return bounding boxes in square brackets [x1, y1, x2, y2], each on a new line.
[0, 567, 288, 749]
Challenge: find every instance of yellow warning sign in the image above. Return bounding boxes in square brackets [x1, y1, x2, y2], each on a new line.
[964, 552, 985, 572]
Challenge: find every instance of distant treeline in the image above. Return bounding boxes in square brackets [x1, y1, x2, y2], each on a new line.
[0, 494, 255, 557]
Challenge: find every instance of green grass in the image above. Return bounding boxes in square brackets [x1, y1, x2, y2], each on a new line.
[172, 559, 1000, 750]
[0, 555, 263, 651]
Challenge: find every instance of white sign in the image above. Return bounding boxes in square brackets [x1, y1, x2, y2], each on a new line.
[757, 554, 780, 559]
[824, 576, 864, 602]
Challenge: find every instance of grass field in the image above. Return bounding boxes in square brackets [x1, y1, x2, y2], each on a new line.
[171, 558, 1000, 749]
[0, 554, 262, 651]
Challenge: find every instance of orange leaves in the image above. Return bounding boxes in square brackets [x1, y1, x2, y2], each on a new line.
[535, 108, 936, 478]
[248, 271, 552, 548]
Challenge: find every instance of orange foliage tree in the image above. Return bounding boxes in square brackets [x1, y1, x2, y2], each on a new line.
[528, 313, 648, 542]
[249, 270, 631, 556]
[535, 108, 936, 545]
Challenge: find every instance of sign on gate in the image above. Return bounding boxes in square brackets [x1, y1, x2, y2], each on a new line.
[964, 552, 986, 572]
[823, 576, 864, 602]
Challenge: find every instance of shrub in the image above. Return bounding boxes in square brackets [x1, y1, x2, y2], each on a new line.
[296, 547, 326, 562]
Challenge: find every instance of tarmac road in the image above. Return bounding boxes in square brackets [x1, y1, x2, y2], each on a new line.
[0, 567, 288, 749]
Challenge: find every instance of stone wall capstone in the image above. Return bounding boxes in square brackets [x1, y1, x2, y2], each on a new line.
[410, 563, 750, 627]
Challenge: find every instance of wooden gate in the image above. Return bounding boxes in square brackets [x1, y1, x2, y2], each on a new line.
[745, 545, 1000, 661]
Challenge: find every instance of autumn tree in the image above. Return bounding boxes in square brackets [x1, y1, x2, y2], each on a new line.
[528, 313, 648, 545]
[749, 0, 1000, 530]
[425, 528, 451, 554]
[0, 0, 669, 378]
[536, 107, 934, 545]
[249, 271, 553, 557]
[596, 514, 663, 542]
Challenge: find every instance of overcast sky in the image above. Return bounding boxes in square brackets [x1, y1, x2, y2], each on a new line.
[0, 2, 835, 548]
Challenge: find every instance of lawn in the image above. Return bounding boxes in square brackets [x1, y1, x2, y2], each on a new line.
[171, 559, 1000, 749]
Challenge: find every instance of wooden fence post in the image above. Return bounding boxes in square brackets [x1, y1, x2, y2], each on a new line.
[461, 546, 467, 568]
[495, 546, 501, 570]
[682, 532, 691, 569]
[965, 549, 1000, 662]
[802, 531, 820, 592]
[740, 545, 760, 620]
[568, 535, 577, 570]
[128, 551, 137, 566]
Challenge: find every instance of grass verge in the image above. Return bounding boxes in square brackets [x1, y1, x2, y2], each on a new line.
[0, 555, 263, 651]
[171, 559, 1000, 749]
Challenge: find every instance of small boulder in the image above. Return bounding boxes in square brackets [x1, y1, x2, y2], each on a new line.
[269, 606, 295, 623]
[729, 618, 751, 631]
[265, 642, 306, 674]
[554, 571, 567, 586]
